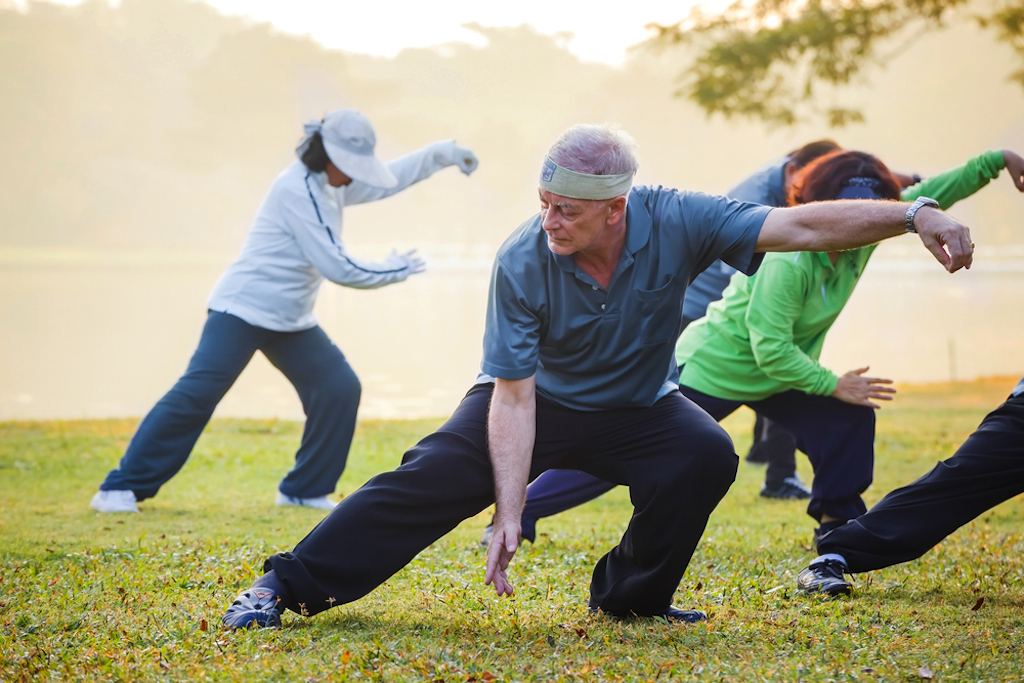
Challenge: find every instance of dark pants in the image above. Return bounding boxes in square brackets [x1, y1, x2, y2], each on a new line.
[514, 314, 796, 531]
[517, 384, 871, 527]
[748, 414, 799, 488]
[819, 393, 1024, 573]
[100, 311, 361, 500]
[680, 385, 875, 522]
[265, 384, 738, 617]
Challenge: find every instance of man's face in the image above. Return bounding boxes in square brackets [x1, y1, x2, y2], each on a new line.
[538, 188, 614, 256]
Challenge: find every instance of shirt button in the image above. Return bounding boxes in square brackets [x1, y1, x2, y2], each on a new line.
[601, 304, 606, 310]
[592, 285, 598, 290]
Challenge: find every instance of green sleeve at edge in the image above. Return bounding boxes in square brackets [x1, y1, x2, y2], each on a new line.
[901, 150, 1005, 209]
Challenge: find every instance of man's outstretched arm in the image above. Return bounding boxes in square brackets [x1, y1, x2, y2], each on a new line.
[484, 375, 536, 596]
[756, 200, 974, 273]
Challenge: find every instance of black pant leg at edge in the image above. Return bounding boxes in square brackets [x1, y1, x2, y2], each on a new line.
[818, 394, 1024, 574]
[265, 384, 496, 615]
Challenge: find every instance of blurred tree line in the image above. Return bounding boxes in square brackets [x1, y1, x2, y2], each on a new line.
[0, 0, 618, 250]
[1, 0, 1021, 252]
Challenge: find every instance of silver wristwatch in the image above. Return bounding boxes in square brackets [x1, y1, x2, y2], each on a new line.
[904, 196, 939, 233]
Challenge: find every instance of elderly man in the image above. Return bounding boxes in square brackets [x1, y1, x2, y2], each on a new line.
[479, 139, 844, 550]
[221, 124, 973, 629]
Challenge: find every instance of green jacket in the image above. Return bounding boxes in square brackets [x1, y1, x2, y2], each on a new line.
[676, 150, 1006, 401]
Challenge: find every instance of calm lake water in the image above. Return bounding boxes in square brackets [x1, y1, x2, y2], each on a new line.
[2, 242, 1022, 421]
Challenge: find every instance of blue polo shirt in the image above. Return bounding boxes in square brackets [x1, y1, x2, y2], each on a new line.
[479, 185, 771, 411]
[682, 157, 788, 321]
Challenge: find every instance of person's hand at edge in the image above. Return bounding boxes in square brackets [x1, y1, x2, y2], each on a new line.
[1003, 150, 1024, 192]
[386, 248, 426, 276]
[831, 367, 896, 409]
[399, 248, 426, 275]
[892, 170, 921, 189]
[453, 144, 479, 175]
[913, 206, 974, 273]
[484, 517, 520, 596]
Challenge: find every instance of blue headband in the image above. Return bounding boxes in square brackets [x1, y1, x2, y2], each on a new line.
[835, 176, 883, 200]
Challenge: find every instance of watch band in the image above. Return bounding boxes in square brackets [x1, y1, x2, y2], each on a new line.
[905, 196, 939, 234]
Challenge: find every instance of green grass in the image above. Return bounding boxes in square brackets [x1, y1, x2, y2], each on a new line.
[2, 378, 1023, 682]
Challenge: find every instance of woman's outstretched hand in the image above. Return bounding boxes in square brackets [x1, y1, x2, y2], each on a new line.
[831, 367, 896, 408]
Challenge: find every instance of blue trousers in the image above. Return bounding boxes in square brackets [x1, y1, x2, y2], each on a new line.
[819, 392, 1024, 573]
[517, 469, 618, 542]
[100, 311, 361, 500]
[518, 384, 875, 526]
[679, 386, 875, 522]
[265, 385, 738, 617]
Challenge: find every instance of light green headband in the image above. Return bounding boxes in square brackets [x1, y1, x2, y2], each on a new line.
[539, 157, 634, 200]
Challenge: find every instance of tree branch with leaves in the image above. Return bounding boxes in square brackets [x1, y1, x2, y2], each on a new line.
[647, 0, 1024, 126]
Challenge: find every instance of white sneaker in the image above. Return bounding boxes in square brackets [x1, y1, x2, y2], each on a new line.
[275, 492, 337, 510]
[90, 489, 139, 513]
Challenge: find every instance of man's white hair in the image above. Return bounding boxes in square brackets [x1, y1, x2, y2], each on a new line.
[548, 124, 640, 177]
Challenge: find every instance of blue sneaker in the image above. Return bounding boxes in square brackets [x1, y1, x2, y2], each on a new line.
[797, 557, 852, 596]
[659, 606, 708, 623]
[222, 587, 283, 629]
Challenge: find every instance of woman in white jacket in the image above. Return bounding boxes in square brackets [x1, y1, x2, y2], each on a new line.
[91, 109, 478, 513]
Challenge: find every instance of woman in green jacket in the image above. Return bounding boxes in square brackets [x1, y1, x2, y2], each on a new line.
[676, 148, 1023, 542]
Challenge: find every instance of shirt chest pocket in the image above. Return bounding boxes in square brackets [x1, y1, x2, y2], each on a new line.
[634, 276, 682, 347]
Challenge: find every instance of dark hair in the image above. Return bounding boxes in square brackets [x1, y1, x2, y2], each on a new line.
[300, 131, 330, 173]
[787, 139, 842, 171]
[788, 150, 902, 206]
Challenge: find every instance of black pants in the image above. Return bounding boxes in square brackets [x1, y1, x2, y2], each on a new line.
[818, 392, 1024, 573]
[265, 384, 738, 617]
[748, 414, 799, 488]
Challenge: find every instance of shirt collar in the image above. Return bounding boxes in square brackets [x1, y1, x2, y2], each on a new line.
[624, 189, 651, 255]
[553, 251, 575, 273]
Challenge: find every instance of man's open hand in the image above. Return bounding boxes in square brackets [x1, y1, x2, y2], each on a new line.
[484, 518, 520, 596]
[914, 207, 974, 273]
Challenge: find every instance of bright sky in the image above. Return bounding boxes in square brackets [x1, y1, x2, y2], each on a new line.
[17, 0, 725, 66]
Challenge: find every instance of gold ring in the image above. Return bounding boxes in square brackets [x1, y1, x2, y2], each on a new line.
[971, 242, 976, 249]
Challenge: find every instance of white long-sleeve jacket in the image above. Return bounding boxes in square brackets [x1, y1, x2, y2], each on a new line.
[207, 140, 460, 332]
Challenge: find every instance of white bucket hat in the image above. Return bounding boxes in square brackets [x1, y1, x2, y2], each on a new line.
[296, 109, 397, 188]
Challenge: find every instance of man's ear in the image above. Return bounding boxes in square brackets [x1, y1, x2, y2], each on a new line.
[606, 195, 628, 223]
